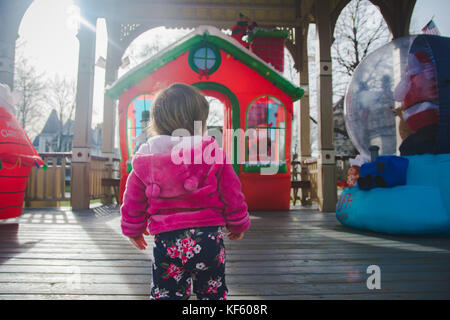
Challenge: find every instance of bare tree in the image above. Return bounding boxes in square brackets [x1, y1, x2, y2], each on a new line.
[330, 0, 391, 155]
[126, 39, 163, 68]
[135, 38, 165, 61]
[44, 75, 77, 151]
[205, 96, 223, 127]
[332, 0, 391, 98]
[125, 28, 190, 69]
[45, 76, 76, 129]
[14, 54, 47, 139]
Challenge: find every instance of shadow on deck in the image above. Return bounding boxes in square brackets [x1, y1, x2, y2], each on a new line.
[0, 205, 449, 300]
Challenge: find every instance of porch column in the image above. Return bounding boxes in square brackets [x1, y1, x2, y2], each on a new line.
[0, 0, 32, 89]
[295, 23, 312, 205]
[0, 36, 16, 90]
[315, 0, 337, 212]
[295, 24, 311, 161]
[101, 21, 122, 204]
[71, 13, 97, 210]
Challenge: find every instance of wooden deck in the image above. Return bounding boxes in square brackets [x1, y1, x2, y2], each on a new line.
[0, 205, 449, 300]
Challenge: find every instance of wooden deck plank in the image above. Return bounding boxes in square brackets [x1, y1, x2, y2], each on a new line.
[0, 206, 449, 300]
[2, 263, 450, 276]
[0, 281, 449, 296]
[0, 293, 446, 300]
[1, 271, 449, 285]
[1, 256, 449, 270]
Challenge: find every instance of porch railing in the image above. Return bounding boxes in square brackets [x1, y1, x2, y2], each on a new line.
[303, 158, 318, 203]
[25, 152, 350, 207]
[25, 152, 120, 206]
[303, 155, 353, 204]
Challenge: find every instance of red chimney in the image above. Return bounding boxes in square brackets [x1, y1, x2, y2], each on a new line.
[248, 29, 289, 72]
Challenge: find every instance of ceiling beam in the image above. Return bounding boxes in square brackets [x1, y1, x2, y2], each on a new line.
[370, 0, 416, 38]
[79, 0, 300, 27]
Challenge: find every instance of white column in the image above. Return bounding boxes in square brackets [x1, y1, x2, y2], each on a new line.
[295, 25, 311, 161]
[102, 22, 122, 163]
[315, 0, 337, 212]
[71, 13, 97, 210]
[101, 21, 122, 204]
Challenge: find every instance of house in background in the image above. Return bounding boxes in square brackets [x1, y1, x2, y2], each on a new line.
[33, 109, 105, 157]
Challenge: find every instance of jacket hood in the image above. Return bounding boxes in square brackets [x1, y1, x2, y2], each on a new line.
[136, 135, 203, 155]
[131, 135, 224, 199]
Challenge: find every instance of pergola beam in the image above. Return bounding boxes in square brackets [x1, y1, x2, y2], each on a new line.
[111, 19, 298, 29]
[370, 0, 416, 38]
[91, 1, 297, 15]
[90, 0, 300, 29]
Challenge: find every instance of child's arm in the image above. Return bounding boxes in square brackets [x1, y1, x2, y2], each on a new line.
[120, 170, 149, 247]
[217, 156, 250, 238]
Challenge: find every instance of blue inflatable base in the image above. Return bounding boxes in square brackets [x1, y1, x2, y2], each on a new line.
[336, 154, 450, 235]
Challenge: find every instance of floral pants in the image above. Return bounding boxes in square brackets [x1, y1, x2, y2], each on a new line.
[150, 226, 228, 300]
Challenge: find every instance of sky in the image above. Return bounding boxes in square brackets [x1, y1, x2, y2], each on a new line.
[15, 0, 450, 133]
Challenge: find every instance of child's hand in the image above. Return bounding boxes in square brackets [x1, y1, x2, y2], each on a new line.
[129, 230, 150, 250]
[227, 232, 244, 241]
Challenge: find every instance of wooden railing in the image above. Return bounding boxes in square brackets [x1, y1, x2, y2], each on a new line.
[25, 153, 120, 206]
[25, 153, 70, 204]
[303, 158, 319, 203]
[25, 152, 351, 207]
[90, 155, 109, 200]
[291, 160, 312, 205]
[302, 155, 354, 204]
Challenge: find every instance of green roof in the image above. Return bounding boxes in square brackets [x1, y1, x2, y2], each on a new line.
[106, 27, 304, 101]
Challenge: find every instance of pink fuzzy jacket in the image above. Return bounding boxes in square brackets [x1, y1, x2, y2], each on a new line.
[120, 135, 250, 237]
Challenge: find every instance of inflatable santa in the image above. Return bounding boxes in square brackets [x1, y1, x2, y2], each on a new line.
[0, 83, 44, 219]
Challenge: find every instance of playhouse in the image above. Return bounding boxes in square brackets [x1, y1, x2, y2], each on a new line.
[106, 25, 304, 211]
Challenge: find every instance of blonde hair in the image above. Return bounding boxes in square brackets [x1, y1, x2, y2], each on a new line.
[148, 83, 209, 136]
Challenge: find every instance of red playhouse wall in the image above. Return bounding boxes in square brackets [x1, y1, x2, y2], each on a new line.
[118, 49, 292, 211]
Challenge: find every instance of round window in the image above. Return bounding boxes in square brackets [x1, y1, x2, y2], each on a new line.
[189, 43, 221, 75]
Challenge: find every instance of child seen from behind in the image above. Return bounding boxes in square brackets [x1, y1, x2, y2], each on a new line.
[120, 83, 250, 300]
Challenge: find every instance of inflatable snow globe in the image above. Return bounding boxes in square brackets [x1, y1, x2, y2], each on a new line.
[336, 35, 450, 235]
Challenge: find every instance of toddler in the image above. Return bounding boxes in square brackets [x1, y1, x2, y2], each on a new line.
[120, 83, 250, 300]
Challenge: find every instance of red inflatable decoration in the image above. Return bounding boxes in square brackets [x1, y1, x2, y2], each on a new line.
[402, 50, 440, 132]
[0, 101, 44, 219]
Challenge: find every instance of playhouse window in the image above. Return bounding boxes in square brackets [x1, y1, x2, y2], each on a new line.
[244, 96, 286, 173]
[189, 44, 221, 75]
[194, 47, 216, 70]
[126, 94, 153, 157]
